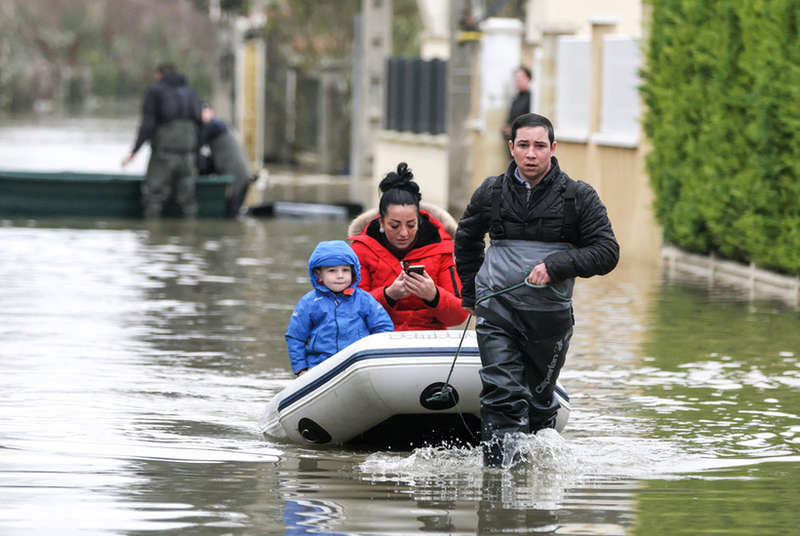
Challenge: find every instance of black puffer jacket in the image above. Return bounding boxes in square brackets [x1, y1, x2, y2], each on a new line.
[131, 73, 202, 155]
[455, 157, 619, 308]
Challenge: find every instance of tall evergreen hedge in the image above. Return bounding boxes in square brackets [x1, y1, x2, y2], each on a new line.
[641, 0, 800, 274]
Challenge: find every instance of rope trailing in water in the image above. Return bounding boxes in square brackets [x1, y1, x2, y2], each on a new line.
[426, 279, 567, 404]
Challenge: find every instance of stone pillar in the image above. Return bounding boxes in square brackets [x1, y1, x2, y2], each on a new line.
[446, 0, 477, 215]
[236, 36, 265, 170]
[467, 18, 524, 194]
[350, 0, 392, 208]
[478, 18, 524, 126]
[417, 0, 451, 60]
[318, 59, 350, 174]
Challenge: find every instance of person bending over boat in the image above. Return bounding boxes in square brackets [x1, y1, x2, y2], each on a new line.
[122, 62, 203, 218]
[455, 113, 619, 467]
[198, 104, 256, 217]
[347, 162, 469, 331]
[286, 240, 394, 376]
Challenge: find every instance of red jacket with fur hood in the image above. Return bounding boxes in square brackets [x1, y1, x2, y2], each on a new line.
[347, 205, 468, 331]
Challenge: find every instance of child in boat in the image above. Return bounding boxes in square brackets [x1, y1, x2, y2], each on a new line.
[286, 240, 394, 375]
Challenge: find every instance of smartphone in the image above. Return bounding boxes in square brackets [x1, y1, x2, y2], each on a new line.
[405, 264, 425, 275]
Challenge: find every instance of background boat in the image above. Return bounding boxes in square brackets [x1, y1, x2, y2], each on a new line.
[0, 169, 233, 218]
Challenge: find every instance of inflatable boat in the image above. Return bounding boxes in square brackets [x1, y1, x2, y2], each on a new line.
[259, 330, 571, 449]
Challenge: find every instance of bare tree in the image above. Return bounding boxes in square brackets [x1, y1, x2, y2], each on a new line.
[0, 0, 218, 113]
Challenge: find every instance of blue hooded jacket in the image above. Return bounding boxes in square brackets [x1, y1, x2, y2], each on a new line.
[285, 240, 394, 374]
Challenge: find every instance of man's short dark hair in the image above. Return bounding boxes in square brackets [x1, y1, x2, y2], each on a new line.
[155, 63, 176, 77]
[510, 113, 554, 144]
[516, 66, 532, 80]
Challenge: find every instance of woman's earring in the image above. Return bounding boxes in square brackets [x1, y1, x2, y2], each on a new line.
[379, 227, 385, 233]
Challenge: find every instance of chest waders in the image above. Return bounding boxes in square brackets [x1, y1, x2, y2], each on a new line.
[427, 280, 567, 408]
[143, 119, 198, 218]
[435, 176, 579, 464]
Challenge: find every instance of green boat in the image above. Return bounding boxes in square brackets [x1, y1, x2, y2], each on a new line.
[0, 170, 233, 218]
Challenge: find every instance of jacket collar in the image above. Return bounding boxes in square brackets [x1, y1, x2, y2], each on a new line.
[349, 209, 452, 259]
[364, 211, 441, 259]
[504, 156, 561, 190]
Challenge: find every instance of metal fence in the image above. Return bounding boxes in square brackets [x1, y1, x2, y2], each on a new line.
[385, 57, 447, 135]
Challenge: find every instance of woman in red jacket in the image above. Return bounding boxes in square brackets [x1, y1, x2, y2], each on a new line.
[348, 162, 469, 331]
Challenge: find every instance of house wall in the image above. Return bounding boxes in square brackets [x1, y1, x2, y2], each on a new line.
[366, 2, 660, 268]
[371, 131, 449, 211]
[525, 0, 643, 41]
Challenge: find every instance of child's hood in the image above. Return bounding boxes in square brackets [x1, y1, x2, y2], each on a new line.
[307, 240, 362, 292]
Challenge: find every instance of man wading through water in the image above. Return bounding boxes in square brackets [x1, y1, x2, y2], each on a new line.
[122, 63, 203, 218]
[454, 113, 619, 467]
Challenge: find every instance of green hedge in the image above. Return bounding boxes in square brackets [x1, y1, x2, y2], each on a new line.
[641, 0, 800, 274]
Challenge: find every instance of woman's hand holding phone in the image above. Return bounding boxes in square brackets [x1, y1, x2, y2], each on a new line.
[386, 271, 412, 301]
[403, 267, 437, 302]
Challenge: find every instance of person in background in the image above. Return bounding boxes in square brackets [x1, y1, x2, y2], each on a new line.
[122, 62, 203, 218]
[198, 104, 256, 217]
[501, 66, 532, 140]
[455, 113, 619, 467]
[286, 240, 393, 376]
[348, 162, 468, 331]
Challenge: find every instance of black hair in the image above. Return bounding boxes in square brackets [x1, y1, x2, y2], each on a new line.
[378, 162, 421, 216]
[155, 62, 176, 77]
[516, 66, 532, 80]
[510, 112, 555, 144]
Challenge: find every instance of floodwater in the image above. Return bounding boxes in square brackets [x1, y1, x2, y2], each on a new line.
[1, 118, 800, 535]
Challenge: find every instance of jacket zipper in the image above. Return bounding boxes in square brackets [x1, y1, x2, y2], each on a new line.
[334, 297, 340, 352]
[449, 266, 460, 298]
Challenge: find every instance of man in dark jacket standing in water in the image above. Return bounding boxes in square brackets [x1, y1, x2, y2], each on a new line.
[122, 63, 203, 218]
[455, 113, 619, 467]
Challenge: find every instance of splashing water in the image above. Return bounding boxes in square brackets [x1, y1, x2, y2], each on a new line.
[360, 428, 683, 476]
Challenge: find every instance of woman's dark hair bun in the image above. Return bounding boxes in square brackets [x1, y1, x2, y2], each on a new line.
[379, 162, 421, 202]
[379, 162, 413, 192]
[396, 161, 413, 182]
[377, 162, 422, 214]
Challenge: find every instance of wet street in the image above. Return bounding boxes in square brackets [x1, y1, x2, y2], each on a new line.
[0, 118, 799, 535]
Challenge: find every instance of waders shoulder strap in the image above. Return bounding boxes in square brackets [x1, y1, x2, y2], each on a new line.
[489, 177, 506, 239]
[560, 180, 579, 244]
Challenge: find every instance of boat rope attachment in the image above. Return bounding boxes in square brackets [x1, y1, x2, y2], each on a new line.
[426, 279, 566, 405]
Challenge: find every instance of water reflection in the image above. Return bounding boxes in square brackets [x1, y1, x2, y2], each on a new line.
[640, 282, 800, 459]
[272, 436, 640, 535]
[0, 220, 295, 532]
